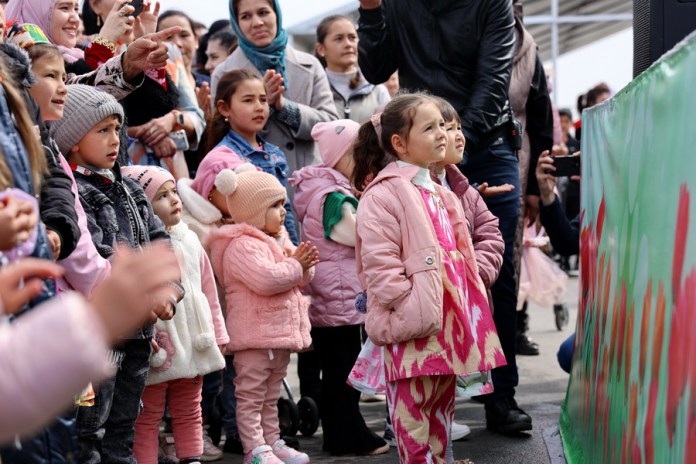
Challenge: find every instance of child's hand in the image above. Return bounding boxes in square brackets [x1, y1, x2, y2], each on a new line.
[0, 258, 64, 315]
[477, 182, 515, 198]
[45, 230, 62, 261]
[152, 302, 175, 321]
[89, 243, 181, 342]
[291, 242, 319, 272]
[0, 194, 38, 252]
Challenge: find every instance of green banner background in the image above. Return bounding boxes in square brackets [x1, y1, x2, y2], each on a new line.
[559, 33, 696, 463]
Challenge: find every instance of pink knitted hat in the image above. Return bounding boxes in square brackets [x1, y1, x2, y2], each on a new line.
[311, 119, 360, 168]
[222, 170, 286, 230]
[121, 165, 175, 201]
[191, 148, 255, 200]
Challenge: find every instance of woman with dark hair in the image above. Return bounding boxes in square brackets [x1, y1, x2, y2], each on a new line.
[210, 0, 337, 175]
[315, 14, 389, 123]
[195, 19, 232, 75]
[158, 9, 209, 88]
[204, 29, 237, 75]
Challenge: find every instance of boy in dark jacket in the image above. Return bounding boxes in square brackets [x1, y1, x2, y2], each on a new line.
[50, 84, 177, 464]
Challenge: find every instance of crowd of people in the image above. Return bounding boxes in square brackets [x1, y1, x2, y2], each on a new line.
[0, 0, 603, 463]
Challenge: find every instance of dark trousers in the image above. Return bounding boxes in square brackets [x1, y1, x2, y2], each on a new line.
[297, 350, 322, 404]
[76, 338, 151, 464]
[461, 141, 521, 400]
[312, 325, 385, 455]
[220, 355, 239, 437]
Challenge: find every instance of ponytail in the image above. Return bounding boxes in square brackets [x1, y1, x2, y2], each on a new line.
[352, 121, 390, 193]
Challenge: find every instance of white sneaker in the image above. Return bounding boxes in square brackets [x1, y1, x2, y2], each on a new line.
[243, 445, 282, 464]
[271, 439, 310, 464]
[451, 421, 471, 441]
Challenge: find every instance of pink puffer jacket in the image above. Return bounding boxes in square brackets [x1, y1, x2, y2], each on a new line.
[206, 224, 313, 352]
[356, 163, 479, 346]
[290, 165, 364, 328]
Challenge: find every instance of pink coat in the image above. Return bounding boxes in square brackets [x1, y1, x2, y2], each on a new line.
[206, 224, 313, 352]
[441, 165, 504, 289]
[0, 292, 113, 442]
[290, 165, 364, 328]
[356, 163, 479, 346]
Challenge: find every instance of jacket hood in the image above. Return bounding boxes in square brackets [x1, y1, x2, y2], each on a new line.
[177, 178, 223, 225]
[206, 223, 275, 278]
[289, 165, 351, 222]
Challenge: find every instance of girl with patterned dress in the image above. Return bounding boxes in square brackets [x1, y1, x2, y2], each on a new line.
[352, 94, 506, 463]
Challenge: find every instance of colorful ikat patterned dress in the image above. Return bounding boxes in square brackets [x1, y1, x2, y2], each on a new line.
[385, 182, 505, 463]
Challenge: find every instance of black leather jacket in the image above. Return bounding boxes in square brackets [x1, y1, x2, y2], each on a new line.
[358, 0, 515, 150]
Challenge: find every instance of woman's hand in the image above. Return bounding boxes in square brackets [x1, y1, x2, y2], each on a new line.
[263, 70, 285, 112]
[151, 137, 177, 159]
[195, 82, 212, 120]
[291, 242, 320, 272]
[134, 1, 160, 39]
[122, 27, 181, 81]
[99, 0, 135, 44]
[139, 113, 176, 146]
[0, 259, 64, 315]
[0, 194, 38, 251]
[535, 151, 558, 206]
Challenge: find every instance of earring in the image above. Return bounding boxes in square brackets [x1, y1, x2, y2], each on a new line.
[96, 15, 102, 27]
[224, 117, 229, 122]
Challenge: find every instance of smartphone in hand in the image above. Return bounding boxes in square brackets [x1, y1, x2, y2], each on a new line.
[127, 0, 144, 17]
[551, 155, 581, 177]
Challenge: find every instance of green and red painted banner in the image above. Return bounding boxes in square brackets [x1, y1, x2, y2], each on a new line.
[559, 32, 696, 463]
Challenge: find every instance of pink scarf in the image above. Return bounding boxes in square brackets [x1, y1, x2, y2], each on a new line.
[5, 0, 85, 63]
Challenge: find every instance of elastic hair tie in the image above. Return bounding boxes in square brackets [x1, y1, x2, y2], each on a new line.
[370, 112, 384, 148]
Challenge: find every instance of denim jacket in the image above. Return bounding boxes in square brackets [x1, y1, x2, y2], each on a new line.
[72, 162, 169, 338]
[217, 130, 299, 244]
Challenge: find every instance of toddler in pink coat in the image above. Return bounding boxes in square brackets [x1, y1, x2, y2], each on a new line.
[123, 166, 229, 464]
[206, 171, 318, 464]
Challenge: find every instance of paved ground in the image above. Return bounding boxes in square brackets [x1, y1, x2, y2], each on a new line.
[219, 277, 578, 464]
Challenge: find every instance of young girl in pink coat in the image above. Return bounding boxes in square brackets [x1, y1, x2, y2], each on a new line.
[353, 94, 506, 463]
[123, 166, 229, 464]
[206, 170, 318, 464]
[289, 120, 389, 456]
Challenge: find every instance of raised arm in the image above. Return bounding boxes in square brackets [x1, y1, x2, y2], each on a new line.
[357, 0, 399, 85]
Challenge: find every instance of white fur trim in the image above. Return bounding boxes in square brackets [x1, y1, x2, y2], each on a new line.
[194, 333, 216, 351]
[177, 178, 222, 225]
[214, 169, 238, 196]
[150, 348, 167, 368]
[235, 163, 256, 173]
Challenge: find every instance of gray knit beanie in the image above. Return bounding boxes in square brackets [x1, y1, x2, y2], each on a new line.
[50, 84, 124, 156]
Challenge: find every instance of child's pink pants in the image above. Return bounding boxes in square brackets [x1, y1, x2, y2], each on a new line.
[233, 349, 290, 453]
[386, 374, 456, 464]
[133, 376, 203, 463]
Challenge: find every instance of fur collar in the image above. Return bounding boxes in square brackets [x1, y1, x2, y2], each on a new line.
[177, 178, 222, 225]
